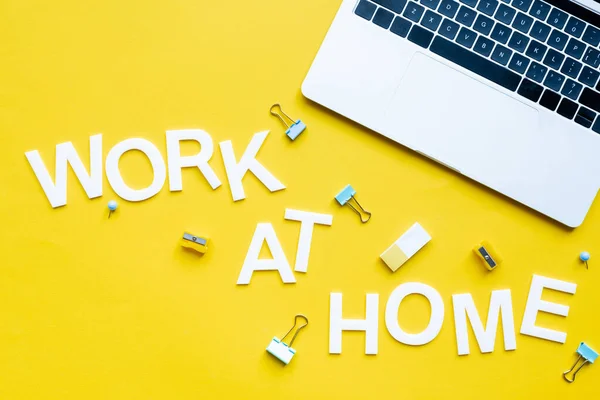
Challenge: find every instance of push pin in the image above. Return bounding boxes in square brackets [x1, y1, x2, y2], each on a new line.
[580, 251, 590, 269]
[473, 241, 503, 271]
[266, 314, 308, 365]
[270, 104, 306, 140]
[563, 342, 598, 383]
[335, 184, 371, 223]
[107, 200, 118, 219]
[180, 232, 209, 255]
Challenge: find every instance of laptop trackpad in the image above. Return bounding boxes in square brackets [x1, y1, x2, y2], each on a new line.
[386, 52, 539, 176]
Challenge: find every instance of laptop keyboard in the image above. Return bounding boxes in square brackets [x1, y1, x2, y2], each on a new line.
[355, 0, 600, 132]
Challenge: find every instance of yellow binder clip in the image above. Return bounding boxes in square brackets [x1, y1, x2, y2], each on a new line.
[181, 232, 209, 255]
[473, 241, 502, 270]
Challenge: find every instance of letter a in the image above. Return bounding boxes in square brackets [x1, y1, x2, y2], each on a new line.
[237, 223, 295, 285]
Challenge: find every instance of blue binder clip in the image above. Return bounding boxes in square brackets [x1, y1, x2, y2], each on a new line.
[563, 342, 598, 383]
[270, 104, 306, 140]
[335, 184, 371, 223]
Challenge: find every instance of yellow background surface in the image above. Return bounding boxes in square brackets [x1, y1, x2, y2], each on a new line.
[1, 0, 599, 398]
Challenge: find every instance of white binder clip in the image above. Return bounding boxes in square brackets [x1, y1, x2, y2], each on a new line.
[266, 314, 308, 365]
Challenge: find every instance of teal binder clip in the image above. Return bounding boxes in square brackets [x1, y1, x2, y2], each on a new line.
[270, 104, 306, 140]
[335, 184, 371, 223]
[266, 315, 308, 365]
[563, 342, 598, 383]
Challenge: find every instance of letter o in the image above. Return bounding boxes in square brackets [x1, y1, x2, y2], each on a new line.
[106, 138, 166, 202]
[385, 282, 445, 346]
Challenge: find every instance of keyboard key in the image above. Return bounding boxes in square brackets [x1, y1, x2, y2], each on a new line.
[408, 24, 435, 47]
[491, 23, 513, 44]
[456, 5, 477, 26]
[473, 14, 494, 35]
[508, 31, 529, 52]
[456, 27, 478, 47]
[539, 89, 561, 110]
[512, 12, 534, 33]
[422, 10, 443, 30]
[583, 47, 600, 68]
[579, 66, 600, 88]
[526, 62, 548, 83]
[579, 88, 600, 112]
[509, 53, 530, 73]
[390, 16, 413, 37]
[547, 8, 568, 30]
[474, 36, 495, 56]
[561, 57, 583, 79]
[564, 38, 585, 60]
[404, 2, 426, 22]
[421, 0, 441, 9]
[530, 21, 551, 42]
[542, 49, 564, 70]
[439, 18, 460, 39]
[373, 8, 396, 28]
[561, 79, 583, 100]
[511, 0, 532, 12]
[525, 40, 547, 61]
[355, 1, 378, 20]
[575, 106, 596, 128]
[495, 4, 516, 25]
[459, 0, 478, 7]
[373, 0, 409, 12]
[439, 0, 460, 18]
[543, 70, 565, 91]
[528, 0, 550, 21]
[491, 44, 513, 65]
[477, 0, 499, 16]
[565, 17, 586, 39]
[548, 29, 568, 51]
[582, 26, 600, 47]
[557, 98, 578, 119]
[518, 78, 543, 101]
[429, 36, 522, 90]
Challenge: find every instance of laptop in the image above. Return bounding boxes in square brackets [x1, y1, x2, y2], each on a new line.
[302, 0, 600, 227]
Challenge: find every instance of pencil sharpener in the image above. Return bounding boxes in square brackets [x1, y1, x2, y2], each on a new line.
[181, 232, 208, 255]
[286, 120, 306, 140]
[266, 337, 296, 365]
[473, 241, 502, 270]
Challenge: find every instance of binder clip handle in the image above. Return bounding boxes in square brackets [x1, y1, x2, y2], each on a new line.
[347, 197, 372, 223]
[270, 104, 298, 128]
[280, 314, 308, 347]
[563, 355, 589, 383]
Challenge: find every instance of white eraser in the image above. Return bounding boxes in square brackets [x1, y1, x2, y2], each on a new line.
[395, 223, 431, 258]
[266, 337, 296, 365]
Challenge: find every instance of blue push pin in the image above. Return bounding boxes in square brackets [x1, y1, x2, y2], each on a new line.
[580, 251, 590, 269]
[270, 104, 306, 140]
[108, 200, 118, 219]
